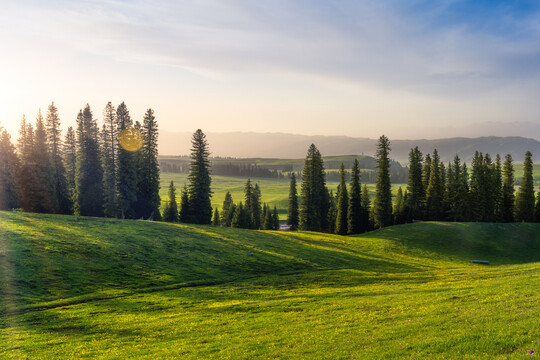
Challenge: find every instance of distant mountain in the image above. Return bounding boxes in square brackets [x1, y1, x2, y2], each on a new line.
[160, 131, 540, 163]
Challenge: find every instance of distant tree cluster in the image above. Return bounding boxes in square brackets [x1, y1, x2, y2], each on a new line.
[0, 102, 161, 220]
[160, 160, 283, 178]
[393, 148, 538, 224]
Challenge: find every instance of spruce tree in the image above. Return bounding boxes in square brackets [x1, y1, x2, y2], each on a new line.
[469, 151, 486, 222]
[515, 151, 535, 222]
[101, 102, 118, 217]
[116, 102, 138, 219]
[483, 154, 496, 222]
[179, 185, 191, 223]
[46, 102, 72, 214]
[425, 149, 443, 220]
[406, 147, 424, 221]
[17, 116, 37, 211]
[221, 191, 234, 227]
[232, 202, 250, 228]
[422, 153, 432, 196]
[393, 187, 406, 224]
[252, 184, 262, 229]
[446, 155, 469, 221]
[187, 129, 212, 224]
[64, 126, 77, 212]
[75, 105, 104, 216]
[327, 190, 337, 234]
[136, 109, 161, 220]
[493, 154, 503, 221]
[263, 203, 272, 230]
[213, 208, 220, 226]
[287, 173, 299, 230]
[272, 205, 280, 230]
[0, 127, 19, 210]
[299, 144, 329, 232]
[34, 110, 58, 213]
[335, 163, 349, 235]
[361, 184, 371, 232]
[373, 135, 393, 228]
[502, 154, 515, 222]
[163, 181, 179, 222]
[347, 159, 362, 234]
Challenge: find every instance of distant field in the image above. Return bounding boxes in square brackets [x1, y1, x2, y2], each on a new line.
[159, 172, 407, 219]
[1, 212, 539, 359]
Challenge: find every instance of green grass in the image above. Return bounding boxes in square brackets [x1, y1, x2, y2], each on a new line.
[159, 172, 406, 220]
[1, 211, 539, 359]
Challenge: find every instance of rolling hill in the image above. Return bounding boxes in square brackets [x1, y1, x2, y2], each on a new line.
[1, 211, 539, 359]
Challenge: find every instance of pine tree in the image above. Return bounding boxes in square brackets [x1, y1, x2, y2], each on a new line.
[327, 190, 337, 234]
[287, 173, 299, 230]
[0, 127, 19, 210]
[33, 110, 58, 213]
[101, 102, 118, 217]
[422, 153, 432, 196]
[299, 144, 329, 232]
[535, 192, 540, 223]
[116, 102, 138, 219]
[17, 116, 38, 212]
[347, 159, 362, 234]
[335, 163, 349, 235]
[483, 154, 496, 222]
[515, 151, 535, 222]
[221, 191, 234, 227]
[232, 202, 250, 228]
[373, 135, 393, 228]
[502, 154, 515, 222]
[64, 126, 77, 212]
[469, 151, 486, 222]
[446, 155, 469, 221]
[213, 208, 220, 226]
[493, 154, 503, 221]
[263, 203, 272, 230]
[179, 185, 191, 223]
[393, 187, 406, 224]
[136, 109, 161, 220]
[251, 184, 262, 229]
[425, 149, 443, 220]
[272, 205, 280, 230]
[163, 181, 179, 222]
[406, 147, 424, 221]
[361, 184, 371, 232]
[75, 105, 104, 217]
[187, 129, 212, 224]
[46, 102, 72, 214]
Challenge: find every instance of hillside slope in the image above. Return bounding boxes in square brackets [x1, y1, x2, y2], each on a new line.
[1, 212, 539, 309]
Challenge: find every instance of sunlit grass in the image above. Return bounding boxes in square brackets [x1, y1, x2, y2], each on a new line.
[1, 212, 539, 359]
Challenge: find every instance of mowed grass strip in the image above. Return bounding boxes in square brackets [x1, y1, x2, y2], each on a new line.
[1, 211, 539, 359]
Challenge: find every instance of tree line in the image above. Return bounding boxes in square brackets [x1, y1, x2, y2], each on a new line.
[285, 136, 540, 235]
[0, 102, 161, 220]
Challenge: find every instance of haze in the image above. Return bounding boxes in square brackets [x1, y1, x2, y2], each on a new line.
[1, 1, 540, 141]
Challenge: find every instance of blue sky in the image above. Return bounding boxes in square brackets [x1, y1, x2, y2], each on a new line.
[0, 0, 539, 140]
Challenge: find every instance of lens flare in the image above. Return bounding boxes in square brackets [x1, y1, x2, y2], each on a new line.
[118, 128, 143, 152]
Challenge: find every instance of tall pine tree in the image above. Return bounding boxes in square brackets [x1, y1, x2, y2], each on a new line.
[101, 102, 118, 217]
[425, 149, 443, 220]
[347, 159, 362, 234]
[63, 126, 77, 212]
[136, 109, 161, 220]
[299, 144, 329, 232]
[34, 110, 58, 213]
[75, 105, 104, 216]
[46, 102, 71, 214]
[287, 173, 299, 230]
[116, 102, 138, 219]
[187, 129, 212, 224]
[406, 147, 424, 221]
[515, 151, 535, 222]
[335, 163, 349, 235]
[373, 135, 392, 228]
[502, 154, 515, 222]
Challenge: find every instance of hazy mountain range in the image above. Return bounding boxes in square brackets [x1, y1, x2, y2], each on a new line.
[160, 131, 540, 164]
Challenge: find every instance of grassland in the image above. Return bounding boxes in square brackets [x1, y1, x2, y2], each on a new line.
[1, 211, 539, 359]
[159, 172, 407, 220]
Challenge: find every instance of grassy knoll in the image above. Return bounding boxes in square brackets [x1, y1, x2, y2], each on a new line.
[1, 212, 539, 359]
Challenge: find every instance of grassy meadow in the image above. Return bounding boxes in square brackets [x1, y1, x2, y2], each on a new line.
[159, 172, 407, 220]
[1, 211, 539, 359]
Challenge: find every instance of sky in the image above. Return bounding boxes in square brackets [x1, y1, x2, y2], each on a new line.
[1, 0, 540, 140]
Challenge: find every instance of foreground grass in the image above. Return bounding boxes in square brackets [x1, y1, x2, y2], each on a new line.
[1, 212, 539, 359]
